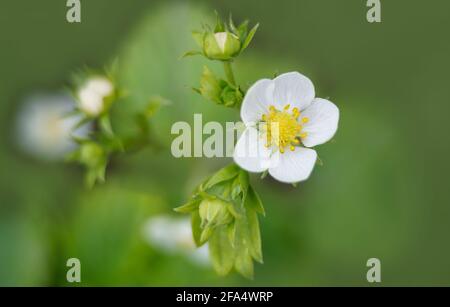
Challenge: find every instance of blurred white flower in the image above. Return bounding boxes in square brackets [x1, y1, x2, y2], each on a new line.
[16, 93, 90, 161]
[234, 71, 340, 183]
[142, 215, 210, 266]
[77, 77, 114, 117]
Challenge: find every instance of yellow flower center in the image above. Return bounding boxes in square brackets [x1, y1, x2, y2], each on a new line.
[261, 104, 309, 153]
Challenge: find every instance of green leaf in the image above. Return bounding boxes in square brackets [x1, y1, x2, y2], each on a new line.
[200, 225, 214, 244]
[191, 211, 204, 247]
[226, 202, 241, 219]
[233, 215, 255, 279]
[234, 248, 254, 280]
[236, 20, 249, 41]
[118, 4, 217, 148]
[174, 199, 200, 213]
[238, 170, 250, 201]
[203, 164, 240, 190]
[85, 161, 107, 188]
[246, 209, 263, 263]
[241, 23, 259, 51]
[209, 226, 235, 276]
[181, 50, 202, 59]
[246, 185, 265, 216]
[227, 222, 236, 248]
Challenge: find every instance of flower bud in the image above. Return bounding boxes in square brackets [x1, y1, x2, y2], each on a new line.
[199, 198, 233, 227]
[203, 32, 241, 61]
[198, 66, 243, 108]
[79, 142, 105, 168]
[77, 77, 114, 117]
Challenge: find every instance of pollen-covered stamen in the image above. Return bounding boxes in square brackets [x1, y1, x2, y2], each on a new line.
[260, 104, 309, 153]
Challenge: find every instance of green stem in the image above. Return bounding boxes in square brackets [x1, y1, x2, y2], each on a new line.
[223, 61, 236, 86]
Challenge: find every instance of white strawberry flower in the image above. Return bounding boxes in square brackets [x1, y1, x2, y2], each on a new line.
[16, 93, 90, 161]
[233, 72, 339, 183]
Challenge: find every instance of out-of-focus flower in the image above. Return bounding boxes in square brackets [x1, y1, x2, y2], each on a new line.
[16, 93, 90, 161]
[142, 215, 210, 266]
[234, 72, 339, 183]
[77, 76, 114, 117]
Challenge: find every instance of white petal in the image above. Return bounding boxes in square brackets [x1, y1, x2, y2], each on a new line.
[214, 32, 227, 52]
[233, 127, 271, 173]
[301, 98, 339, 147]
[78, 87, 103, 116]
[268, 147, 317, 183]
[240, 79, 275, 124]
[273, 72, 315, 110]
[87, 77, 114, 97]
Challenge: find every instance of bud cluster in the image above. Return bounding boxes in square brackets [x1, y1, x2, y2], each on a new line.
[175, 164, 265, 278]
[184, 13, 259, 109]
[66, 70, 166, 187]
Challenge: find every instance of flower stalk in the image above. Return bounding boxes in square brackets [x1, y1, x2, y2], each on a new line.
[223, 61, 236, 86]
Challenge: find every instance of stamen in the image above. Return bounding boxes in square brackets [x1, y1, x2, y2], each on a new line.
[262, 104, 305, 155]
[300, 132, 308, 139]
[302, 117, 309, 124]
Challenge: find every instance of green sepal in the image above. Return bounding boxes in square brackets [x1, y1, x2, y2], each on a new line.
[181, 50, 202, 59]
[191, 210, 204, 247]
[241, 23, 259, 51]
[214, 10, 226, 32]
[203, 163, 240, 190]
[174, 198, 201, 213]
[209, 225, 235, 276]
[246, 185, 265, 216]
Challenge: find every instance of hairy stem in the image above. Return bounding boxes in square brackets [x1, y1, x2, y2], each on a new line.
[223, 61, 236, 86]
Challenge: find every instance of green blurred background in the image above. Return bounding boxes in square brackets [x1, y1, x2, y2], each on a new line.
[1, 0, 450, 286]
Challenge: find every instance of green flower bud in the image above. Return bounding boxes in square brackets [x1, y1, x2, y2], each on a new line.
[198, 66, 243, 108]
[77, 141, 108, 187]
[79, 142, 105, 168]
[199, 198, 233, 227]
[203, 32, 241, 61]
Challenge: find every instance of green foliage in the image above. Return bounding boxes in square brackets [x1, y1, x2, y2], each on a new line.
[175, 164, 264, 279]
